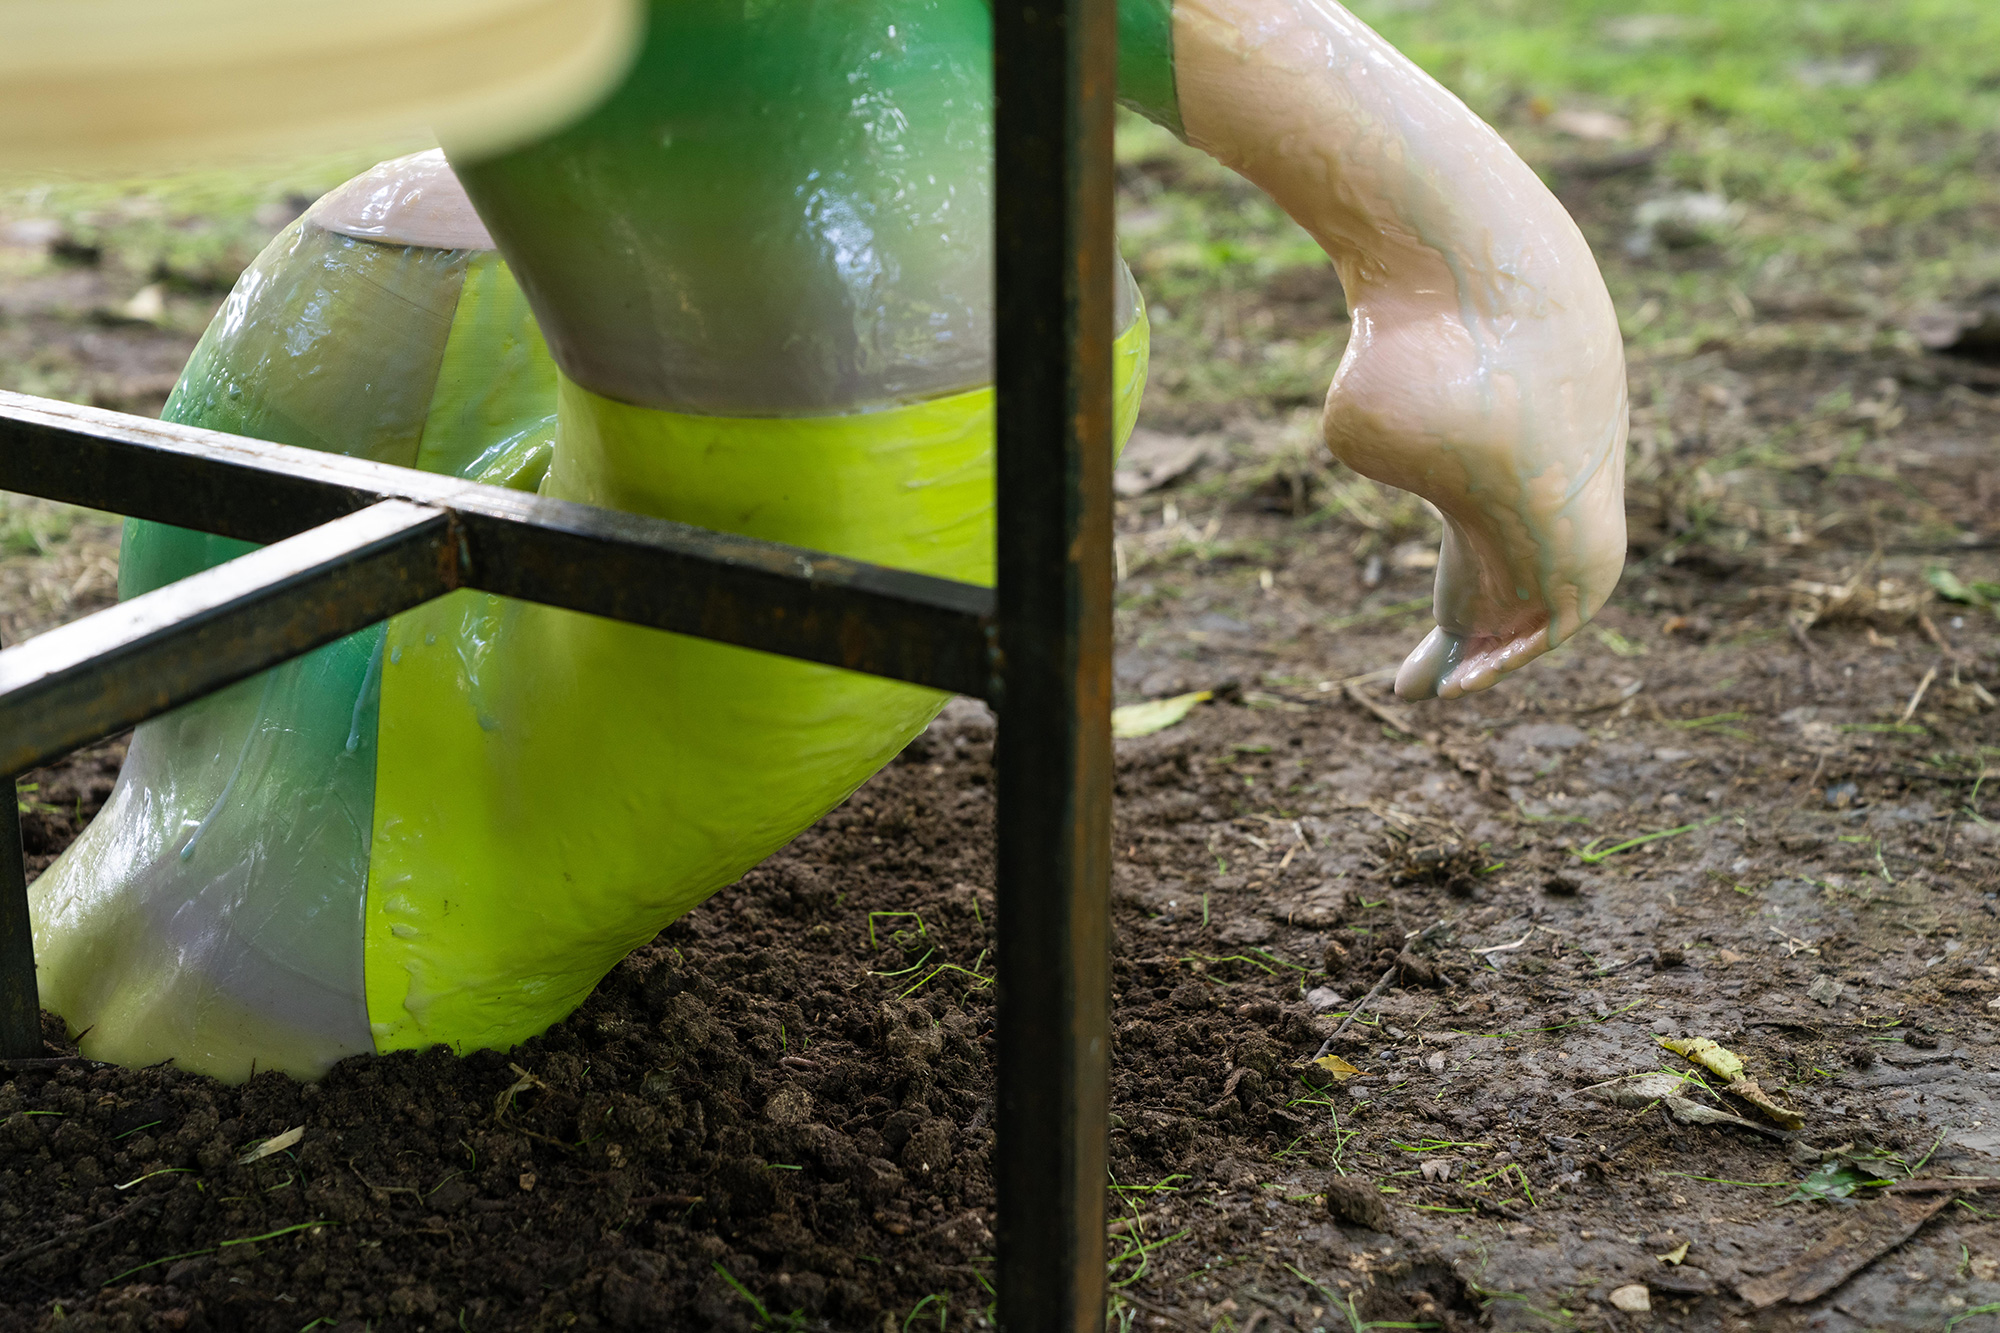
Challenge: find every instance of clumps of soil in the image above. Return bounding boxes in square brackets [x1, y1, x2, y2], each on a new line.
[0, 708, 1499, 1333]
[1322, 1176, 1392, 1232]
[5, 606, 1997, 1331]
[1350, 1252, 1481, 1331]
[15, 736, 124, 877]
[1390, 949, 1450, 989]
[1381, 836, 1485, 897]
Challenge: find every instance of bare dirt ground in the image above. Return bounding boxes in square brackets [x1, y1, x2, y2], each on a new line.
[3, 21, 2000, 1329]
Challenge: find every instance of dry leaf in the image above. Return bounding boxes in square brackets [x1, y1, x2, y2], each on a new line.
[1723, 1076, 1805, 1131]
[1658, 1241, 1690, 1265]
[1583, 1073, 1779, 1137]
[1311, 1053, 1362, 1081]
[237, 1125, 304, 1164]
[1658, 1036, 1744, 1081]
[1658, 1036, 1804, 1129]
[1111, 690, 1212, 740]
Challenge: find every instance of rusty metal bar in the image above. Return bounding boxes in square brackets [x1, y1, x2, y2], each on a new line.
[992, 0, 1118, 1324]
[0, 390, 997, 700]
[0, 501, 454, 777]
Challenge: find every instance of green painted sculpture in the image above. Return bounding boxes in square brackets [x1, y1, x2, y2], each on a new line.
[31, 0, 1625, 1081]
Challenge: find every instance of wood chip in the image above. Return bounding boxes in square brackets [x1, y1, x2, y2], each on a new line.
[1737, 1194, 1952, 1308]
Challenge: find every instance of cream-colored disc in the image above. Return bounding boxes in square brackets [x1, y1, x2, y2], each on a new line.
[0, 0, 641, 174]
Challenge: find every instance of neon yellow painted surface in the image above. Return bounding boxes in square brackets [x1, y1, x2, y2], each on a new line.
[364, 312, 1149, 1055]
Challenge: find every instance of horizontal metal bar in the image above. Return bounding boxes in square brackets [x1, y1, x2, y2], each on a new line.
[0, 390, 996, 699]
[0, 501, 454, 776]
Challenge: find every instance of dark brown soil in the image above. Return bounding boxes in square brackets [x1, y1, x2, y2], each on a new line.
[3, 567, 1997, 1332]
[15, 739, 125, 880]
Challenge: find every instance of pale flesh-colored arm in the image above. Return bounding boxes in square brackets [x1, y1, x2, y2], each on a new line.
[1174, 0, 1627, 700]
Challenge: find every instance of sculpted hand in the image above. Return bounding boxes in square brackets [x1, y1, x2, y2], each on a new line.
[1171, 0, 1629, 700]
[1324, 293, 1626, 701]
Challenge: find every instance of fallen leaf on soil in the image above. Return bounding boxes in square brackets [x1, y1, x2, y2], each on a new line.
[1419, 1159, 1454, 1183]
[1609, 1284, 1651, 1313]
[237, 1125, 304, 1164]
[1658, 1036, 1744, 1081]
[1304, 985, 1346, 1014]
[1737, 1194, 1953, 1308]
[1583, 1073, 1784, 1138]
[1926, 567, 1988, 606]
[1719, 1076, 1805, 1131]
[1113, 429, 1210, 496]
[1657, 1241, 1689, 1265]
[1111, 690, 1212, 739]
[1785, 1161, 1894, 1205]
[1658, 1036, 1804, 1129]
[1311, 1053, 1362, 1081]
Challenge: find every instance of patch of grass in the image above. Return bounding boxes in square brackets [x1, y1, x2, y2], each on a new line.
[1569, 816, 1720, 864]
[710, 1262, 809, 1333]
[1346, 0, 2000, 333]
[2, 146, 420, 290]
[866, 910, 927, 950]
[105, 1220, 333, 1287]
[901, 1293, 948, 1333]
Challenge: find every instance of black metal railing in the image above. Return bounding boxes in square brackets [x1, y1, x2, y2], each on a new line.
[0, 3, 1113, 1327]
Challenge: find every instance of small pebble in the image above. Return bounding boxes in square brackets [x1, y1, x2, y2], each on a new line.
[1609, 1284, 1651, 1313]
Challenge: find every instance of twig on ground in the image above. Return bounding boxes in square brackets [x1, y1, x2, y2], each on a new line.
[1344, 683, 1419, 736]
[1899, 664, 1939, 724]
[1916, 613, 1957, 660]
[1313, 965, 1397, 1059]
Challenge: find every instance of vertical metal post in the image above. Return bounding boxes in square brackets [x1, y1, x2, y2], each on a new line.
[0, 773, 32, 1060]
[0, 627, 37, 1057]
[993, 0, 1117, 1327]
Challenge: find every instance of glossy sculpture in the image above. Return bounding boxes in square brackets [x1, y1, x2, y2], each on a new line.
[30, 0, 1625, 1081]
